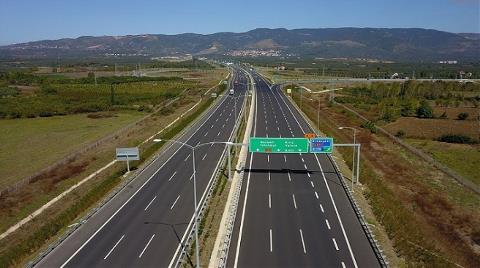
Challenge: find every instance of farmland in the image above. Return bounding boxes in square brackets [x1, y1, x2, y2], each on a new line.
[0, 74, 195, 119]
[285, 85, 480, 267]
[0, 61, 229, 266]
[0, 111, 144, 189]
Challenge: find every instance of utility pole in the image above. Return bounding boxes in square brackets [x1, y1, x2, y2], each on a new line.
[478, 110, 480, 142]
[322, 64, 325, 77]
[317, 98, 320, 130]
[300, 87, 303, 108]
[110, 83, 115, 105]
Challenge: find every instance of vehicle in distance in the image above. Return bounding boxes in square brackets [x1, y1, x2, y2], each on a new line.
[229, 88, 234, 95]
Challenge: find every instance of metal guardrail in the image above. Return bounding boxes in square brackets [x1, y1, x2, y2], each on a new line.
[174, 75, 248, 268]
[283, 86, 389, 267]
[216, 166, 245, 268]
[27, 85, 230, 268]
[213, 68, 254, 268]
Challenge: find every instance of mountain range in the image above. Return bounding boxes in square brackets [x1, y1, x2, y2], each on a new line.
[0, 28, 479, 62]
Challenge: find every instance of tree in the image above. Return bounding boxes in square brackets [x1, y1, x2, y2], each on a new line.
[416, 100, 433, 118]
[457, 112, 469, 120]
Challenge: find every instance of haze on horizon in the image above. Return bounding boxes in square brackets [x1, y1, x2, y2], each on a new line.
[0, 0, 479, 45]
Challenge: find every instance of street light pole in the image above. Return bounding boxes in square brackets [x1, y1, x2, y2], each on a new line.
[191, 146, 200, 268]
[317, 99, 320, 130]
[339, 127, 357, 192]
[152, 139, 244, 267]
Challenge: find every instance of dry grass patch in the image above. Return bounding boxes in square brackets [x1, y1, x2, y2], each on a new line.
[383, 117, 477, 140]
[291, 92, 480, 267]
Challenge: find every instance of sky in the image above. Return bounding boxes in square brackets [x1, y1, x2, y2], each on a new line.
[0, 0, 479, 45]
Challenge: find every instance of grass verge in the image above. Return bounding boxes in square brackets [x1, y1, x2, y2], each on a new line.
[0, 78, 228, 267]
[289, 90, 480, 267]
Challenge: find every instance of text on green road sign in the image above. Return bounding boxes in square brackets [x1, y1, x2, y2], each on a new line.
[249, 137, 309, 153]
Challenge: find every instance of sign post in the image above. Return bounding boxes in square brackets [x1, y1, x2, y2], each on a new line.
[116, 147, 140, 172]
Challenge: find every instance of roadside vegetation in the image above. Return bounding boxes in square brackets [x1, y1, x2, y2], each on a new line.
[0, 72, 194, 119]
[331, 80, 480, 187]
[242, 57, 480, 80]
[286, 84, 480, 267]
[0, 61, 229, 267]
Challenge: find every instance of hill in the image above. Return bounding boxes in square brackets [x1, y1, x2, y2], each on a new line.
[0, 28, 478, 62]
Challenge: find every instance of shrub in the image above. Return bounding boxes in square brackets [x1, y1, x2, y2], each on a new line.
[395, 130, 406, 138]
[158, 106, 174, 116]
[360, 121, 377, 133]
[39, 111, 54, 117]
[438, 134, 473, 144]
[416, 100, 433, 118]
[439, 111, 448, 119]
[381, 107, 398, 122]
[457, 112, 469, 120]
[40, 86, 58, 95]
[8, 111, 22, 119]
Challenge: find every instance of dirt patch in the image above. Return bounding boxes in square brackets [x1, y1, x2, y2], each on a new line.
[295, 92, 480, 267]
[433, 106, 479, 120]
[87, 112, 117, 119]
[384, 117, 477, 140]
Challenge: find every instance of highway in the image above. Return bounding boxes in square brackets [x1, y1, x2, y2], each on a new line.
[226, 71, 381, 267]
[36, 67, 249, 267]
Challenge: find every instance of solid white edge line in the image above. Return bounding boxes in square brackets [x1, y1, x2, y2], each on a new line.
[299, 229, 306, 254]
[170, 70, 247, 267]
[103, 235, 124, 260]
[139, 234, 155, 258]
[314, 152, 358, 267]
[60, 85, 230, 268]
[234, 71, 258, 268]
[274, 83, 359, 267]
[144, 196, 157, 211]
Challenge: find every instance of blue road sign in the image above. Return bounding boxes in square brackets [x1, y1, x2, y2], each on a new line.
[310, 137, 333, 153]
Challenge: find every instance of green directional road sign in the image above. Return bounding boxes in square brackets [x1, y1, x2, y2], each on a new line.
[249, 137, 309, 153]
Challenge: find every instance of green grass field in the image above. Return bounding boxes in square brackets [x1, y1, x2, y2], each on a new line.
[408, 139, 480, 186]
[0, 112, 144, 189]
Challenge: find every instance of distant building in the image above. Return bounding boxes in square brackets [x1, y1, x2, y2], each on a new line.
[438, 60, 457, 64]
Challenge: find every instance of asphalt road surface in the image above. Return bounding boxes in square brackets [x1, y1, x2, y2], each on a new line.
[226, 71, 381, 268]
[36, 67, 249, 268]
